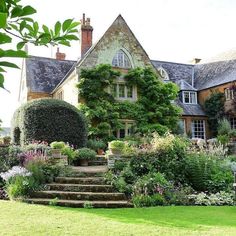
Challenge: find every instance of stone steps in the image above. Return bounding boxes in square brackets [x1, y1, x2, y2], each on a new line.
[46, 183, 114, 192]
[55, 177, 105, 185]
[32, 190, 126, 201]
[66, 172, 105, 177]
[25, 165, 132, 208]
[25, 198, 132, 208]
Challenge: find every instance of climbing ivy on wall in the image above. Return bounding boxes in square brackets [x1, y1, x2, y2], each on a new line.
[204, 92, 225, 136]
[77, 64, 181, 140]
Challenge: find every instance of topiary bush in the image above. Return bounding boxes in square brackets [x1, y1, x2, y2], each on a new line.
[11, 99, 87, 147]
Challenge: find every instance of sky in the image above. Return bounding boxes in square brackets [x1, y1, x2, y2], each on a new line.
[1, 0, 236, 127]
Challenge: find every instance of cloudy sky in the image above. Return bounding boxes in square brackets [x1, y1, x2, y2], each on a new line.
[1, 0, 236, 126]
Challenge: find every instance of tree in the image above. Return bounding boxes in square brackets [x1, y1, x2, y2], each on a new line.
[0, 0, 80, 89]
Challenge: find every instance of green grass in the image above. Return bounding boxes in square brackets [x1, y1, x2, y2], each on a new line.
[0, 201, 236, 236]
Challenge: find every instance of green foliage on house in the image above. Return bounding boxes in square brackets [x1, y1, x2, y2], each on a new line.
[204, 92, 225, 136]
[77, 64, 181, 140]
[11, 99, 87, 147]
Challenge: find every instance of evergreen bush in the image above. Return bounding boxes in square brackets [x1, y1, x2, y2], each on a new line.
[11, 99, 87, 147]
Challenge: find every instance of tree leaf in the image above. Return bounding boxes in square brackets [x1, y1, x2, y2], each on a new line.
[20, 20, 26, 32]
[1, 50, 27, 58]
[62, 19, 73, 32]
[67, 21, 80, 31]
[0, 61, 19, 68]
[21, 5, 37, 16]
[33, 21, 39, 36]
[17, 41, 26, 50]
[54, 21, 61, 37]
[0, 73, 4, 88]
[9, 23, 18, 31]
[0, 12, 7, 28]
[42, 25, 50, 34]
[0, 67, 6, 72]
[59, 40, 70, 47]
[11, 6, 23, 18]
[68, 29, 79, 33]
[64, 34, 79, 40]
[0, 33, 12, 44]
[0, 0, 7, 12]
[21, 17, 34, 22]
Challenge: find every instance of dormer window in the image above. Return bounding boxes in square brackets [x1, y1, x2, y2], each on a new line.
[112, 50, 131, 68]
[157, 67, 169, 80]
[225, 88, 234, 100]
[183, 91, 197, 104]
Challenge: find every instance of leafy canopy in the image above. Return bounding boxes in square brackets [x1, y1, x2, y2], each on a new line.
[77, 64, 181, 140]
[0, 0, 80, 89]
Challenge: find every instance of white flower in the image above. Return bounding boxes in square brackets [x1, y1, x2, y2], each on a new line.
[0, 166, 31, 182]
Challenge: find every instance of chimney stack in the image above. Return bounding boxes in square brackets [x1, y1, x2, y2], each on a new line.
[191, 58, 201, 64]
[56, 47, 66, 60]
[81, 13, 93, 57]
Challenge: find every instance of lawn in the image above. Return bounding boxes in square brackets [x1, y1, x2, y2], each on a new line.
[0, 201, 236, 236]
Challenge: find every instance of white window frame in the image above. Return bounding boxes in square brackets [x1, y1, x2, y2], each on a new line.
[225, 88, 234, 101]
[191, 120, 205, 139]
[109, 82, 137, 101]
[183, 91, 197, 104]
[112, 50, 131, 68]
[115, 120, 135, 138]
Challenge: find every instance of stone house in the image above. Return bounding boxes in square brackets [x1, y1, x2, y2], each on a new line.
[18, 14, 236, 139]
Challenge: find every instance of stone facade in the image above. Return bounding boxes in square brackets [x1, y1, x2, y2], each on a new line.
[19, 14, 236, 140]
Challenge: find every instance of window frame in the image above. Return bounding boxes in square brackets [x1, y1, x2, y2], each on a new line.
[183, 91, 197, 104]
[112, 50, 132, 69]
[230, 117, 236, 129]
[109, 81, 137, 101]
[115, 120, 136, 138]
[225, 88, 234, 101]
[191, 119, 205, 139]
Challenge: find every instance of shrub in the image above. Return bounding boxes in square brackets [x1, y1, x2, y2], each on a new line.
[87, 139, 106, 151]
[218, 118, 233, 136]
[184, 153, 233, 192]
[6, 175, 36, 199]
[74, 148, 96, 160]
[132, 194, 166, 207]
[188, 191, 234, 206]
[50, 141, 66, 150]
[11, 99, 87, 147]
[0, 166, 33, 199]
[169, 185, 193, 205]
[0, 147, 10, 176]
[109, 140, 125, 151]
[113, 177, 133, 196]
[61, 145, 75, 163]
[133, 172, 172, 196]
[0, 188, 8, 200]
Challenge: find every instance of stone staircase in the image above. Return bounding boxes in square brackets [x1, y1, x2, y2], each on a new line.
[25, 166, 132, 208]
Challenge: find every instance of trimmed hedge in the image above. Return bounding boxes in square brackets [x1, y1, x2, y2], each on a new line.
[11, 99, 87, 147]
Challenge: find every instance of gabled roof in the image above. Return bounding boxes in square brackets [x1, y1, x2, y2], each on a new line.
[194, 59, 236, 90]
[151, 60, 194, 85]
[176, 79, 197, 91]
[26, 56, 76, 93]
